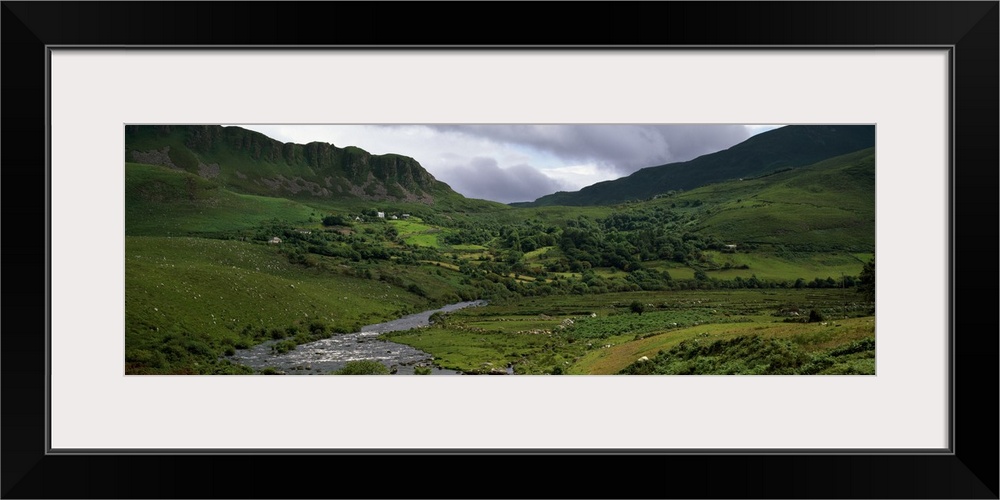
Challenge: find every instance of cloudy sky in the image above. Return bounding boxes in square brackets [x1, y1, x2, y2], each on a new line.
[232, 124, 782, 204]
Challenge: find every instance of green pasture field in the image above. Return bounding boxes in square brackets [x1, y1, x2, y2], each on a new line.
[698, 251, 871, 281]
[383, 289, 874, 374]
[403, 232, 443, 248]
[388, 218, 435, 234]
[389, 218, 456, 248]
[523, 246, 557, 261]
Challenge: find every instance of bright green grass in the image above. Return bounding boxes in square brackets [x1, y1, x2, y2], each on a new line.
[389, 219, 454, 248]
[523, 246, 556, 261]
[388, 219, 435, 234]
[403, 232, 441, 247]
[852, 253, 875, 263]
[450, 244, 488, 251]
[552, 272, 581, 280]
[698, 251, 871, 281]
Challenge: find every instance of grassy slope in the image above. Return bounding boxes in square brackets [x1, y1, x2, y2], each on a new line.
[524, 125, 875, 206]
[126, 163, 319, 235]
[667, 148, 875, 250]
[125, 125, 511, 214]
[125, 236, 431, 373]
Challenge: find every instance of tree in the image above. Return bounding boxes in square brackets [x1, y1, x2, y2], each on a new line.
[857, 258, 875, 302]
[322, 214, 349, 226]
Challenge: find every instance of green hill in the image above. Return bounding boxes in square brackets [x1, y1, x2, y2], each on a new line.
[124, 124, 474, 206]
[671, 147, 875, 251]
[520, 125, 875, 207]
[126, 162, 320, 235]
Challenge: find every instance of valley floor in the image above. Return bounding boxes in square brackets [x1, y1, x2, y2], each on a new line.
[381, 289, 875, 375]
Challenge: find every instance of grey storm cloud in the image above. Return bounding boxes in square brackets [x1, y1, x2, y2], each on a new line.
[433, 157, 564, 204]
[427, 124, 753, 176]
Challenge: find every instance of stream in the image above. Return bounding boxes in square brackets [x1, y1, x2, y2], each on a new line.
[229, 300, 487, 375]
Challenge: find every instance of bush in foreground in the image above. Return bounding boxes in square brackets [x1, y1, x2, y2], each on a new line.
[332, 360, 390, 375]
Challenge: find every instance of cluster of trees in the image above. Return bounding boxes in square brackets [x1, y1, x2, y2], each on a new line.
[550, 212, 722, 272]
[232, 211, 877, 306]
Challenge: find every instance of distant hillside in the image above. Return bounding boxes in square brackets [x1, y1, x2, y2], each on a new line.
[667, 147, 876, 251]
[519, 125, 875, 207]
[125, 125, 461, 204]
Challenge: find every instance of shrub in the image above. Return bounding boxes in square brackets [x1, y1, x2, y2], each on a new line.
[322, 214, 349, 226]
[413, 365, 433, 375]
[332, 360, 390, 375]
[429, 312, 446, 325]
[808, 309, 824, 323]
[272, 339, 298, 354]
[308, 320, 328, 335]
[629, 301, 646, 315]
[211, 360, 255, 375]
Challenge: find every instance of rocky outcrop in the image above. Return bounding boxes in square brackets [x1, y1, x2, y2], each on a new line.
[125, 125, 458, 204]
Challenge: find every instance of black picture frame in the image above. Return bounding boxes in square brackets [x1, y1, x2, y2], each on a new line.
[3, 2, 996, 498]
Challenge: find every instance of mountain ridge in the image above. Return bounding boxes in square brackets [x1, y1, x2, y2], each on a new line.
[125, 125, 460, 204]
[516, 125, 876, 207]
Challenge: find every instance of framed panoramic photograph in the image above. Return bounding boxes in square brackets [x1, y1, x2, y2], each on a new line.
[122, 122, 877, 378]
[4, 2, 997, 499]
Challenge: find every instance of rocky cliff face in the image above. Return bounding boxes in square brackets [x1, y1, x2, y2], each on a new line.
[125, 125, 455, 203]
